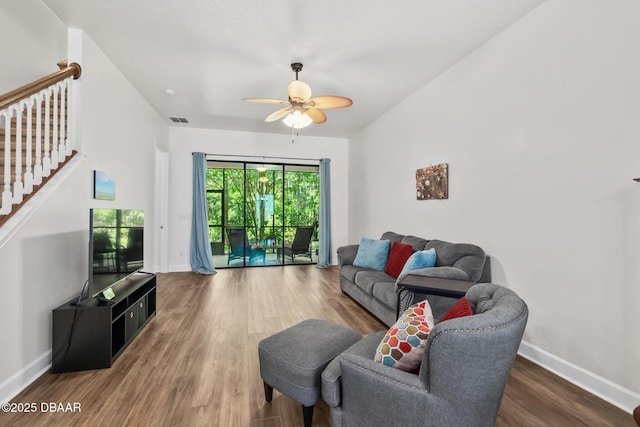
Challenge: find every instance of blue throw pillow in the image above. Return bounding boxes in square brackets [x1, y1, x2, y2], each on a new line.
[353, 238, 391, 271]
[399, 248, 437, 277]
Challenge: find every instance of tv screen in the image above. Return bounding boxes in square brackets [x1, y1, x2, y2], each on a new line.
[89, 208, 144, 298]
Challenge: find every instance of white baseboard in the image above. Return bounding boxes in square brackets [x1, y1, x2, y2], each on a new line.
[0, 350, 51, 404]
[168, 264, 191, 272]
[519, 340, 639, 414]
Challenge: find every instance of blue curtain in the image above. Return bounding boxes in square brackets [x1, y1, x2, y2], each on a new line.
[317, 158, 332, 268]
[190, 152, 216, 274]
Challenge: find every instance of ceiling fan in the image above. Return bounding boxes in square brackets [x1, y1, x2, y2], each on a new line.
[242, 63, 353, 129]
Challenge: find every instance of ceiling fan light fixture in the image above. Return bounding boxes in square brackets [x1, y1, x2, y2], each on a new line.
[283, 111, 313, 129]
[243, 62, 352, 130]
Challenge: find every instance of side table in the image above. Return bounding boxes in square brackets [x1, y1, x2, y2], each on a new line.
[396, 275, 474, 316]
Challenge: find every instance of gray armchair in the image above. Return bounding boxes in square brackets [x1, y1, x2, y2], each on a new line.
[322, 283, 528, 427]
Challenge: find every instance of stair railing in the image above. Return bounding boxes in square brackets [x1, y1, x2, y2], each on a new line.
[0, 61, 81, 220]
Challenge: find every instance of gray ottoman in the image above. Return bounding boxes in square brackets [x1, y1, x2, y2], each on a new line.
[258, 319, 362, 427]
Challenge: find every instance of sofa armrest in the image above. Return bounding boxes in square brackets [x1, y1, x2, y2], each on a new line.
[337, 354, 442, 425]
[322, 331, 385, 407]
[337, 244, 359, 267]
[396, 266, 470, 285]
[325, 351, 427, 409]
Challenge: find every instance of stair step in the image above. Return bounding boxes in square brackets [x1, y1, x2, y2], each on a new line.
[0, 120, 66, 135]
[1, 108, 67, 126]
[0, 156, 45, 167]
[0, 130, 63, 141]
[0, 142, 58, 152]
[1, 112, 66, 125]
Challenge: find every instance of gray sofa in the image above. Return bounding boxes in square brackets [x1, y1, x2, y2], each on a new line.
[337, 231, 491, 326]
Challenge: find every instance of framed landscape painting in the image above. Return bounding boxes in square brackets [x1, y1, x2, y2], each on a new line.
[416, 163, 448, 200]
[94, 170, 115, 200]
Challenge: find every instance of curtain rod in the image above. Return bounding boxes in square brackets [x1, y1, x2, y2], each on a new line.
[196, 153, 324, 162]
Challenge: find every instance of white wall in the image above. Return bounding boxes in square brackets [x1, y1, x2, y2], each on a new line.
[0, 1, 67, 94]
[78, 31, 168, 270]
[167, 127, 348, 271]
[0, 3, 167, 402]
[349, 0, 640, 411]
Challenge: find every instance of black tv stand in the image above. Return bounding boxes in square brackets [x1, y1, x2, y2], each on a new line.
[95, 295, 115, 306]
[52, 272, 156, 373]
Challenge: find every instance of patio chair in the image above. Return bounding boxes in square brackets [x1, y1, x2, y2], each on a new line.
[227, 227, 264, 265]
[280, 226, 314, 262]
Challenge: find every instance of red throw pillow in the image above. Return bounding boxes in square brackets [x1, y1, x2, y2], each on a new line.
[384, 241, 413, 278]
[439, 297, 473, 322]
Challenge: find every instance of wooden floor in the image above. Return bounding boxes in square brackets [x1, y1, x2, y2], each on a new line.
[1, 266, 633, 426]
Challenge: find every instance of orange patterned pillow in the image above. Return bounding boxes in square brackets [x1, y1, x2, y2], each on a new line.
[374, 300, 434, 372]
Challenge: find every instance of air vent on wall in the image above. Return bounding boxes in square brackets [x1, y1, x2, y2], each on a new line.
[169, 117, 189, 123]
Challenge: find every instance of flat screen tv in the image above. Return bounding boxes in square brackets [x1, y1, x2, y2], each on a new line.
[89, 208, 144, 299]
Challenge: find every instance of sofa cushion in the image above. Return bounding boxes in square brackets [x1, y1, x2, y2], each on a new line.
[372, 281, 398, 310]
[399, 249, 436, 278]
[374, 300, 434, 372]
[401, 235, 429, 252]
[380, 231, 405, 243]
[341, 265, 361, 283]
[353, 238, 391, 271]
[384, 241, 414, 278]
[355, 270, 395, 294]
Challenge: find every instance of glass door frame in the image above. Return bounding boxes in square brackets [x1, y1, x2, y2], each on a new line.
[206, 160, 319, 268]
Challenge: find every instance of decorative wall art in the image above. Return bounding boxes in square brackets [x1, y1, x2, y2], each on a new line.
[416, 163, 448, 200]
[93, 170, 116, 200]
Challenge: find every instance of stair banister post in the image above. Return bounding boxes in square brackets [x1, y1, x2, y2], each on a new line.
[60, 80, 68, 156]
[24, 96, 34, 194]
[1, 110, 13, 215]
[13, 102, 23, 204]
[66, 78, 74, 155]
[34, 92, 43, 185]
[51, 84, 59, 169]
[43, 88, 51, 177]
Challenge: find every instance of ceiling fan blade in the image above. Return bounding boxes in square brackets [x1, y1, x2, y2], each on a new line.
[307, 95, 352, 109]
[242, 98, 289, 105]
[287, 80, 312, 102]
[305, 108, 327, 124]
[265, 107, 293, 122]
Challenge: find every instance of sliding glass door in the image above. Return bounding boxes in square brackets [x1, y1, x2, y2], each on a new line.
[206, 160, 319, 268]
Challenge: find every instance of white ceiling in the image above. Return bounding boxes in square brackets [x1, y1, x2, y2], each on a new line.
[42, 0, 545, 138]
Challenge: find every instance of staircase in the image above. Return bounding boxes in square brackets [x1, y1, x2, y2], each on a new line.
[0, 61, 81, 227]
